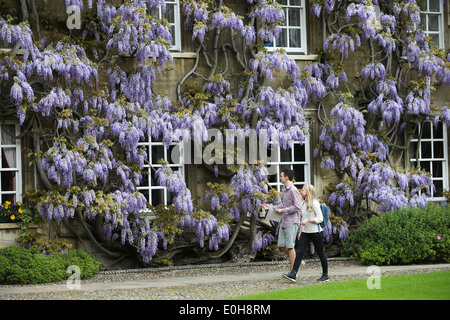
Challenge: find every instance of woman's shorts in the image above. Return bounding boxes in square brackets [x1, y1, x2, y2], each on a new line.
[277, 224, 299, 249]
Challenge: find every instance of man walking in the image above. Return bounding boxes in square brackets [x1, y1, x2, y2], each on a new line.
[262, 169, 302, 271]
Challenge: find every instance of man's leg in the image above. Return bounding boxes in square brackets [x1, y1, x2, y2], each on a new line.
[278, 227, 288, 257]
[282, 232, 309, 282]
[281, 225, 299, 282]
[286, 247, 296, 270]
[285, 224, 298, 270]
[279, 246, 288, 254]
[278, 246, 294, 269]
[278, 225, 298, 269]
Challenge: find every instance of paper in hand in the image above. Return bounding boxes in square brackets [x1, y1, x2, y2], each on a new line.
[265, 208, 281, 222]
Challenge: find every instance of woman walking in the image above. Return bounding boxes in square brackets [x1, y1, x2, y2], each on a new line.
[282, 184, 329, 283]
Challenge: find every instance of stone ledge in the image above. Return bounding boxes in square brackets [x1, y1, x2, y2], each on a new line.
[0, 223, 19, 229]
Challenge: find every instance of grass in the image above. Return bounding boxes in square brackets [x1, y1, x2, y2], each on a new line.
[233, 271, 450, 300]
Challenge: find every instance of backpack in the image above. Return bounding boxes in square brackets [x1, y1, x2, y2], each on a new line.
[319, 203, 329, 229]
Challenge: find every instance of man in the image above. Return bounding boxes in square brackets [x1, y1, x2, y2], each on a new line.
[262, 169, 302, 270]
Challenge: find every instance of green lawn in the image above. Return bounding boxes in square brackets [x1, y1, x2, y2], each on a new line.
[233, 271, 450, 300]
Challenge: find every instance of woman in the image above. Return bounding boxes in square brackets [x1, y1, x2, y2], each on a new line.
[282, 184, 329, 283]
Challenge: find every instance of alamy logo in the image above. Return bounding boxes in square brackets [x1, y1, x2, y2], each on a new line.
[66, 265, 81, 290]
[366, 265, 381, 290]
[67, 5, 81, 30]
[169, 128, 297, 176]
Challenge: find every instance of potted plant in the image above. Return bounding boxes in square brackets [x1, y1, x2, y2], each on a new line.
[0, 201, 22, 223]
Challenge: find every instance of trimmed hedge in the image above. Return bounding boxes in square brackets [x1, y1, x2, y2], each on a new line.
[343, 203, 450, 265]
[0, 246, 101, 284]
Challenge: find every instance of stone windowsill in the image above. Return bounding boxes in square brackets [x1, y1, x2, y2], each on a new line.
[0, 223, 39, 229]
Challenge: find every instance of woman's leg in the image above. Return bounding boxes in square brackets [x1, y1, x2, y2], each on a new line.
[311, 231, 328, 276]
[291, 232, 310, 272]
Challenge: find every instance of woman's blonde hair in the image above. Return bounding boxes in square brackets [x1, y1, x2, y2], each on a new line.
[303, 184, 317, 212]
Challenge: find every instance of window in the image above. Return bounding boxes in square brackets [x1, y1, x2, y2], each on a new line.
[267, 139, 311, 192]
[153, 0, 181, 51]
[0, 123, 22, 204]
[419, 0, 445, 48]
[137, 138, 184, 206]
[410, 121, 448, 200]
[264, 0, 307, 53]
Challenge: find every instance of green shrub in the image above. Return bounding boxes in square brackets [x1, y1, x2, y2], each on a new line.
[0, 246, 101, 284]
[0, 254, 8, 283]
[343, 203, 450, 265]
[61, 250, 101, 279]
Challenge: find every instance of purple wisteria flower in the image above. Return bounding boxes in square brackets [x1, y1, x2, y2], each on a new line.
[324, 33, 353, 58]
[441, 107, 450, 126]
[0, 18, 33, 49]
[242, 25, 256, 45]
[210, 9, 244, 32]
[206, 74, 231, 96]
[367, 79, 404, 123]
[205, 191, 230, 212]
[183, 0, 209, 30]
[252, 231, 274, 253]
[394, 0, 421, 26]
[311, 2, 322, 17]
[155, 165, 193, 214]
[346, 2, 381, 40]
[10, 80, 22, 105]
[230, 164, 268, 218]
[250, 1, 285, 42]
[361, 63, 386, 80]
[64, 0, 92, 10]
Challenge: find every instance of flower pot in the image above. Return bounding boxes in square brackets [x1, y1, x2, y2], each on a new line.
[0, 215, 13, 223]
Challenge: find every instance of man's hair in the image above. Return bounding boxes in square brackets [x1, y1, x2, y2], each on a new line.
[281, 168, 295, 181]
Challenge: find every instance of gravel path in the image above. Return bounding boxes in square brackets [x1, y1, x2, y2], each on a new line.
[1, 259, 449, 300]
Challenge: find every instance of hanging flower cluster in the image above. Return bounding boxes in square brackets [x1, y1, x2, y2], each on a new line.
[312, 0, 448, 219]
[367, 79, 403, 124]
[99, 0, 173, 65]
[65, 0, 93, 10]
[155, 164, 193, 214]
[251, 231, 275, 253]
[322, 219, 349, 243]
[179, 209, 231, 251]
[250, 1, 285, 42]
[0, 18, 33, 50]
[205, 182, 230, 212]
[316, 97, 434, 214]
[441, 107, 450, 126]
[230, 164, 269, 220]
[183, 0, 209, 41]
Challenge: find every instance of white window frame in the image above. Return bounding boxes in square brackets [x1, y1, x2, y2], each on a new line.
[155, 0, 181, 51]
[264, 0, 308, 54]
[137, 138, 184, 206]
[267, 138, 311, 193]
[419, 0, 445, 48]
[410, 121, 448, 201]
[0, 122, 22, 204]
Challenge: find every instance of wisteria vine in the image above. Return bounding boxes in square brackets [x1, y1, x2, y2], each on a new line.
[312, 0, 449, 226]
[1, 0, 449, 264]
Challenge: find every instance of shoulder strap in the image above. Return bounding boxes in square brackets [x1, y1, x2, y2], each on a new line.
[317, 201, 323, 232]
